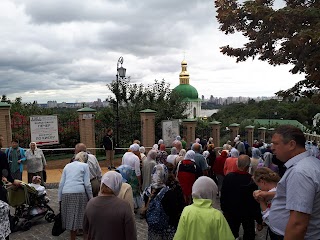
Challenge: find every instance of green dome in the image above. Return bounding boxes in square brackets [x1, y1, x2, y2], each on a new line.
[173, 84, 198, 99]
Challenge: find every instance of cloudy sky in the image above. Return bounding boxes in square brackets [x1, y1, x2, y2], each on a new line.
[0, 0, 303, 103]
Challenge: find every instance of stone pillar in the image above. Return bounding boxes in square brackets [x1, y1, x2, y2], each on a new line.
[258, 127, 267, 142]
[140, 109, 156, 149]
[245, 125, 255, 147]
[229, 123, 240, 142]
[209, 121, 221, 147]
[77, 107, 97, 154]
[182, 119, 197, 148]
[0, 102, 12, 148]
[267, 128, 275, 143]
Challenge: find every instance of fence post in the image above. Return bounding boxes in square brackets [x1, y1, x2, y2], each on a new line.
[209, 121, 221, 147]
[182, 119, 197, 148]
[140, 109, 156, 149]
[0, 102, 12, 148]
[258, 127, 267, 142]
[77, 107, 97, 155]
[229, 123, 240, 142]
[245, 125, 255, 147]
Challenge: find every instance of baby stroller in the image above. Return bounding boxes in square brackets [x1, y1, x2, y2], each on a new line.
[6, 181, 55, 231]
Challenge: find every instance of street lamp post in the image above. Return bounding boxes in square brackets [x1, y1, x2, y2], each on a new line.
[116, 57, 126, 148]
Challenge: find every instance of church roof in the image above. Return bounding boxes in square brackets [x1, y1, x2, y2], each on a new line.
[172, 59, 199, 100]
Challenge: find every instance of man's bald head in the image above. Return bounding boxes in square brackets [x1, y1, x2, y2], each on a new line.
[75, 143, 87, 154]
[236, 154, 251, 171]
[191, 143, 201, 153]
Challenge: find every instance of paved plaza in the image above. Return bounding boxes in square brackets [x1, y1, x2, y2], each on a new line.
[9, 188, 268, 240]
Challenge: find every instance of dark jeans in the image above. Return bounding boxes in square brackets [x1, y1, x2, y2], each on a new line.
[268, 227, 284, 240]
[225, 214, 255, 240]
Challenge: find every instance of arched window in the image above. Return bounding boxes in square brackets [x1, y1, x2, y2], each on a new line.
[193, 107, 196, 118]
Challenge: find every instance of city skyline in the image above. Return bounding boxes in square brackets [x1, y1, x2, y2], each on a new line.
[1, 0, 303, 103]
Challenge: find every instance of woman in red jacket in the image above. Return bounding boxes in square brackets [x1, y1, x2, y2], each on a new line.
[213, 150, 228, 196]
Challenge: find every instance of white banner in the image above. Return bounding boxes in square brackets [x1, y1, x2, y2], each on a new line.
[162, 120, 180, 147]
[30, 115, 59, 145]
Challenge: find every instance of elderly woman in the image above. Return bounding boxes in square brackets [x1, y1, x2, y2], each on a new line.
[58, 151, 93, 240]
[259, 152, 279, 173]
[174, 177, 234, 240]
[83, 171, 137, 240]
[176, 150, 199, 205]
[145, 164, 185, 240]
[250, 147, 263, 175]
[122, 143, 142, 210]
[116, 165, 135, 214]
[25, 142, 46, 185]
[166, 147, 178, 165]
[156, 144, 168, 164]
[174, 149, 186, 166]
[223, 148, 240, 176]
[0, 200, 10, 240]
[142, 150, 157, 191]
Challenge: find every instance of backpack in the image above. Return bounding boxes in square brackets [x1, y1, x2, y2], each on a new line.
[146, 186, 169, 233]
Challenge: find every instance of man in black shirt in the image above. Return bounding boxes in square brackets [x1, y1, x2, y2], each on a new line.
[221, 154, 263, 240]
[103, 128, 115, 170]
[0, 135, 13, 202]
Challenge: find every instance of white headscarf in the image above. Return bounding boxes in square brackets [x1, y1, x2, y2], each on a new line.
[152, 144, 159, 151]
[179, 149, 186, 157]
[230, 148, 239, 158]
[129, 143, 140, 152]
[29, 142, 37, 149]
[158, 139, 164, 145]
[202, 150, 210, 159]
[101, 171, 123, 196]
[192, 176, 218, 205]
[184, 150, 195, 160]
[139, 146, 146, 154]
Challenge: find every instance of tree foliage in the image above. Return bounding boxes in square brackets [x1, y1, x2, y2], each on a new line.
[215, 0, 320, 98]
[107, 78, 187, 145]
[212, 98, 320, 130]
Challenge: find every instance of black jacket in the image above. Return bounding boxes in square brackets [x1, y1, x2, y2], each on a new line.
[103, 135, 114, 150]
[220, 171, 262, 223]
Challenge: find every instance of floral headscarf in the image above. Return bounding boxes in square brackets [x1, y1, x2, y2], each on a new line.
[151, 164, 168, 189]
[116, 165, 133, 183]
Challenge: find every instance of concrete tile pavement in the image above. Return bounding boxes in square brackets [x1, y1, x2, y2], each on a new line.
[9, 189, 267, 240]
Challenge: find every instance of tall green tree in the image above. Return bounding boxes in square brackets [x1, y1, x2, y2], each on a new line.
[215, 0, 320, 98]
[107, 78, 187, 146]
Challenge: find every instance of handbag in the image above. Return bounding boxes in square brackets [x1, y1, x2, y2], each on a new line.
[42, 170, 47, 183]
[51, 212, 65, 236]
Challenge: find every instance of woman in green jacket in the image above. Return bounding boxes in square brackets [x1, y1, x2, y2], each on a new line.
[174, 176, 234, 240]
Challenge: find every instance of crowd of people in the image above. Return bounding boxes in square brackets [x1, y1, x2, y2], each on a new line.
[1, 124, 320, 239]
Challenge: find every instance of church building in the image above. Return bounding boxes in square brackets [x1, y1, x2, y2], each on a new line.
[173, 59, 202, 118]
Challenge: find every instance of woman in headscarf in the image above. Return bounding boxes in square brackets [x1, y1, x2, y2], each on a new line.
[142, 150, 157, 191]
[25, 142, 47, 185]
[116, 165, 135, 214]
[213, 150, 228, 196]
[83, 171, 137, 240]
[166, 147, 178, 165]
[174, 177, 234, 240]
[156, 144, 168, 164]
[260, 152, 279, 173]
[223, 148, 240, 176]
[122, 143, 142, 210]
[250, 147, 263, 175]
[174, 149, 186, 166]
[176, 150, 199, 205]
[58, 152, 93, 240]
[145, 164, 185, 240]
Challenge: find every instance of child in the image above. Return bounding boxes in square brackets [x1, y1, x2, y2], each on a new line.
[28, 176, 49, 201]
[252, 167, 280, 226]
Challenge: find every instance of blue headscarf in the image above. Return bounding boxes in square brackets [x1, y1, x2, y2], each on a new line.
[116, 165, 133, 183]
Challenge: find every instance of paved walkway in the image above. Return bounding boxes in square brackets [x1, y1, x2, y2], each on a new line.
[10, 189, 268, 240]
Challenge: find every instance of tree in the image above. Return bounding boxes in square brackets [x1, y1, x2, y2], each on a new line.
[107, 79, 187, 146]
[215, 0, 320, 98]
